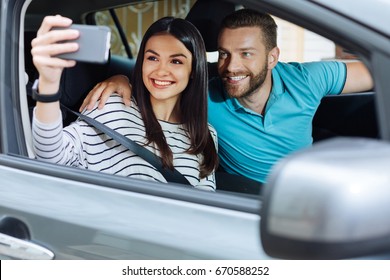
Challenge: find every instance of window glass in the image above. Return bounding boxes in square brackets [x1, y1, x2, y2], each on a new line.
[27, 1, 371, 198]
[95, 0, 196, 58]
[94, 2, 356, 64]
[274, 17, 358, 63]
[275, 17, 335, 62]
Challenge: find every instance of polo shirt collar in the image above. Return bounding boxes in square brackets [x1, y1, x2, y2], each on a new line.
[221, 84, 246, 112]
[265, 65, 286, 112]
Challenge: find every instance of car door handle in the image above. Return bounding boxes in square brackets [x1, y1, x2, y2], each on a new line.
[0, 232, 54, 260]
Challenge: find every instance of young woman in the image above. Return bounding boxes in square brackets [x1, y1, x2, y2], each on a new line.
[31, 15, 218, 191]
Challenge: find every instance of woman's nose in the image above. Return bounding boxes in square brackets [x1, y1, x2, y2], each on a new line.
[155, 62, 170, 76]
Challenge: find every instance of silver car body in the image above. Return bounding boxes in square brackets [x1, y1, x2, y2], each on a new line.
[0, 0, 389, 259]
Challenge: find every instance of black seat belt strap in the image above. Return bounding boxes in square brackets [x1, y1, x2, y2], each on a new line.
[62, 105, 191, 185]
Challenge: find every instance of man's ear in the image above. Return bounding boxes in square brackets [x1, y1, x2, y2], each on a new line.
[268, 47, 280, 69]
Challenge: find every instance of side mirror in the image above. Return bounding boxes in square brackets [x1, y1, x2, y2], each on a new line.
[260, 138, 390, 259]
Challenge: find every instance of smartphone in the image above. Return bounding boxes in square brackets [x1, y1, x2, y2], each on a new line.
[54, 24, 111, 64]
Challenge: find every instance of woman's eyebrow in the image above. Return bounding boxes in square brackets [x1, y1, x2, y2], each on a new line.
[218, 47, 257, 52]
[145, 49, 188, 59]
[145, 49, 159, 56]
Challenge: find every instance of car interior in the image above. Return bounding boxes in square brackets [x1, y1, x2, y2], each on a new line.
[22, 0, 379, 196]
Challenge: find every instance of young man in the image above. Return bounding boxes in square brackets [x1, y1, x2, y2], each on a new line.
[80, 9, 373, 184]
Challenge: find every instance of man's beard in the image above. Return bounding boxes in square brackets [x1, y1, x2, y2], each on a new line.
[222, 62, 268, 99]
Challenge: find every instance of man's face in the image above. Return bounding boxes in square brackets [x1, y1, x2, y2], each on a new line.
[217, 27, 269, 99]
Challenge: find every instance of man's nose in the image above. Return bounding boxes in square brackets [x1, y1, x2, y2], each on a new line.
[225, 55, 242, 72]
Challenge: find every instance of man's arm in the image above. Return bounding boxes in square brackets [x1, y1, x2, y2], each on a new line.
[79, 74, 132, 111]
[341, 62, 374, 94]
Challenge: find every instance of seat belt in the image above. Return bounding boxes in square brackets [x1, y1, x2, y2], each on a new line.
[62, 105, 191, 185]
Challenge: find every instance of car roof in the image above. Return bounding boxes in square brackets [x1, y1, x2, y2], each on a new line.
[25, 0, 135, 29]
[26, 0, 390, 38]
[312, 0, 390, 37]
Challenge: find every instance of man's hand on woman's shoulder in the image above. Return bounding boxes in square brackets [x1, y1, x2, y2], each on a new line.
[79, 74, 133, 111]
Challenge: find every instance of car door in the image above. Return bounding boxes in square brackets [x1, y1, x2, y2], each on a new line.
[0, 156, 266, 259]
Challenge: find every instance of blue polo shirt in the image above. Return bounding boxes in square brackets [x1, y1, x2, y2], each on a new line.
[208, 61, 347, 183]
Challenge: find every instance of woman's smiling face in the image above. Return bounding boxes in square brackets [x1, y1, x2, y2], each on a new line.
[142, 33, 193, 106]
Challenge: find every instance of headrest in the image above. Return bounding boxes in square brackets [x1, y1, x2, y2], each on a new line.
[185, 0, 237, 52]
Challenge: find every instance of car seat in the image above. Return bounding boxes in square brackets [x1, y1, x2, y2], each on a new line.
[186, 1, 263, 195]
[185, 0, 238, 79]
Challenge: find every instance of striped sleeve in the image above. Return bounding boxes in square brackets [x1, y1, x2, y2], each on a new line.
[32, 108, 86, 167]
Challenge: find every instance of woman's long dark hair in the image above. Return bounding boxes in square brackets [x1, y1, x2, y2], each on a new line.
[132, 17, 218, 178]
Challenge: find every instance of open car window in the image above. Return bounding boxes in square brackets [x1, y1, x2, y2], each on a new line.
[21, 0, 377, 199]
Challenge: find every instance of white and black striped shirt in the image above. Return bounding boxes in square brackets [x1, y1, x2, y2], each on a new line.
[32, 94, 217, 191]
